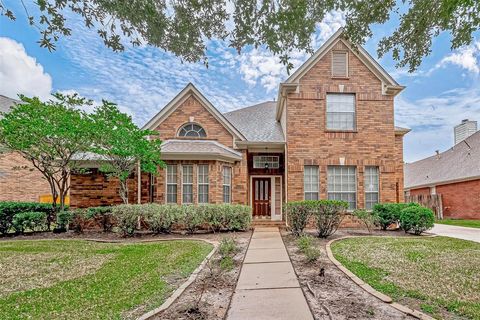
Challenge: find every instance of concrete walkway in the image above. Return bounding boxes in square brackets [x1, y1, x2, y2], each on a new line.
[431, 224, 480, 243]
[227, 227, 313, 320]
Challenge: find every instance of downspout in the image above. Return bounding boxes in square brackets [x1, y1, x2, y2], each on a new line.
[137, 160, 141, 204]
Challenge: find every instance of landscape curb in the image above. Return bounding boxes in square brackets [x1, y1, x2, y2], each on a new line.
[325, 236, 435, 320]
[132, 238, 218, 320]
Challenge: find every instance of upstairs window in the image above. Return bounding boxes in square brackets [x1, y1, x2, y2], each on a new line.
[326, 93, 356, 131]
[253, 156, 280, 169]
[178, 123, 206, 137]
[332, 51, 348, 77]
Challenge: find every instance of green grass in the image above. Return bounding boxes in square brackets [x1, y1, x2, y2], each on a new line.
[435, 219, 480, 229]
[0, 239, 212, 319]
[331, 236, 480, 319]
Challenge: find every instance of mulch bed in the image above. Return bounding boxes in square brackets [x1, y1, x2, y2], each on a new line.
[282, 229, 416, 320]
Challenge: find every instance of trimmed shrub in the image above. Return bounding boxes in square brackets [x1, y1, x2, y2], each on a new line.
[86, 206, 115, 232]
[352, 209, 379, 233]
[203, 204, 226, 232]
[285, 201, 313, 236]
[400, 206, 435, 235]
[312, 200, 348, 238]
[144, 204, 181, 233]
[111, 204, 142, 236]
[55, 210, 74, 232]
[223, 205, 251, 231]
[12, 211, 47, 233]
[373, 203, 420, 230]
[0, 201, 55, 234]
[181, 205, 204, 234]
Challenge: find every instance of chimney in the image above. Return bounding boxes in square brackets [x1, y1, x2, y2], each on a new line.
[435, 150, 440, 159]
[454, 119, 477, 145]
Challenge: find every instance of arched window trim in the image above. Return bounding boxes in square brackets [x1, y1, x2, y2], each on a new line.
[177, 123, 207, 138]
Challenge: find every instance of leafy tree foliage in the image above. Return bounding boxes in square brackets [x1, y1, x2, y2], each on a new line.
[0, 93, 93, 215]
[1, 0, 479, 71]
[90, 101, 165, 203]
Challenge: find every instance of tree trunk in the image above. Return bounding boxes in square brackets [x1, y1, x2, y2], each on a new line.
[119, 179, 129, 204]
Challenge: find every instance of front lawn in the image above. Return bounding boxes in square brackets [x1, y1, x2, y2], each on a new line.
[331, 237, 480, 319]
[0, 239, 212, 319]
[435, 219, 480, 229]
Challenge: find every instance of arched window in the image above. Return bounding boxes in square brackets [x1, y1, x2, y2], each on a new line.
[178, 123, 207, 137]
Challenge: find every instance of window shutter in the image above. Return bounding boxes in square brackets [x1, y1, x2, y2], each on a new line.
[332, 51, 347, 77]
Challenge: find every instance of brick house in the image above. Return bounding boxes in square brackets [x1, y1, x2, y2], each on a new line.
[0, 95, 53, 202]
[70, 29, 409, 224]
[405, 131, 480, 220]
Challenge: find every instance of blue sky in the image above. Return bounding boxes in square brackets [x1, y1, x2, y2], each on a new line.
[1, 1, 480, 163]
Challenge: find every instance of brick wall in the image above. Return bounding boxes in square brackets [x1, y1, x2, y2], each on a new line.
[0, 151, 52, 202]
[285, 40, 403, 208]
[153, 95, 234, 147]
[409, 180, 480, 219]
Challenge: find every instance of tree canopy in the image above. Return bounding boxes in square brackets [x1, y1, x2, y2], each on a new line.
[1, 0, 479, 72]
[90, 101, 165, 203]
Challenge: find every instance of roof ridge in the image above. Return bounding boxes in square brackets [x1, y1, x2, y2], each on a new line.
[223, 101, 276, 115]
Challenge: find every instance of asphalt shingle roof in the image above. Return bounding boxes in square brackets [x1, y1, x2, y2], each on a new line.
[404, 130, 480, 189]
[160, 139, 242, 159]
[223, 101, 284, 142]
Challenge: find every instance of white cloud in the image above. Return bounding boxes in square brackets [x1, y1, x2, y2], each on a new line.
[426, 41, 480, 76]
[0, 37, 52, 100]
[396, 86, 480, 162]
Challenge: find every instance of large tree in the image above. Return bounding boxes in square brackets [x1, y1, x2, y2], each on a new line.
[90, 101, 165, 204]
[1, 1, 479, 72]
[0, 93, 93, 216]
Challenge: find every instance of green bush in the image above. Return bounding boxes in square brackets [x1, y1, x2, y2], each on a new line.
[56, 210, 74, 231]
[12, 211, 47, 233]
[312, 200, 348, 238]
[181, 205, 204, 234]
[304, 246, 321, 263]
[373, 203, 420, 230]
[86, 206, 114, 232]
[219, 237, 237, 256]
[297, 234, 313, 253]
[202, 204, 225, 232]
[400, 206, 435, 235]
[285, 201, 313, 236]
[223, 205, 251, 231]
[144, 204, 181, 233]
[0, 201, 55, 234]
[352, 209, 379, 233]
[111, 204, 142, 236]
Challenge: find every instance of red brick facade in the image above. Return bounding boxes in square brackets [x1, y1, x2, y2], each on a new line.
[284, 41, 403, 207]
[408, 180, 480, 219]
[0, 151, 52, 202]
[69, 32, 407, 227]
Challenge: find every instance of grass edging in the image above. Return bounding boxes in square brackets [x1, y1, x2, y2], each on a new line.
[94, 238, 219, 320]
[325, 236, 435, 320]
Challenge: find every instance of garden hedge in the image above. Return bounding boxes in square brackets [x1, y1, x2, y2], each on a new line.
[373, 202, 420, 230]
[0, 201, 58, 234]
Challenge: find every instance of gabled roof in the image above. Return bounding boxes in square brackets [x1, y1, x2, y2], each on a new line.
[276, 28, 405, 120]
[223, 101, 284, 142]
[405, 130, 480, 189]
[0, 95, 20, 118]
[142, 83, 246, 140]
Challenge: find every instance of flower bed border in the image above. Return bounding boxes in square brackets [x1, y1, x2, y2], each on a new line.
[325, 236, 435, 320]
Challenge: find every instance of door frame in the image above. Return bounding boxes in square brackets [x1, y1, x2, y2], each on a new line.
[249, 175, 283, 221]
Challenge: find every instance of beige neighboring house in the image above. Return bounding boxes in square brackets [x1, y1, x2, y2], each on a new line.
[0, 95, 52, 202]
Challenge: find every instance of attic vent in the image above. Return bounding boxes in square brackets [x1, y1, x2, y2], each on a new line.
[332, 51, 348, 77]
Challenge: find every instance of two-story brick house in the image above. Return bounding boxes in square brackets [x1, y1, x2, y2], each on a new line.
[70, 29, 409, 224]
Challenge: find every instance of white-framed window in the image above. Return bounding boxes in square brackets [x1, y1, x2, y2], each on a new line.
[327, 166, 357, 210]
[197, 164, 209, 204]
[178, 123, 206, 137]
[364, 166, 379, 210]
[253, 155, 280, 169]
[223, 166, 232, 203]
[326, 93, 356, 131]
[332, 51, 348, 77]
[166, 165, 177, 204]
[182, 165, 193, 204]
[304, 166, 319, 200]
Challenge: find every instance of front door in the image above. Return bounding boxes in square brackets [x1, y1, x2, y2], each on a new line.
[252, 177, 271, 217]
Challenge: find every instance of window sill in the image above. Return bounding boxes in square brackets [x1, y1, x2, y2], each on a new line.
[325, 130, 358, 133]
[331, 76, 350, 80]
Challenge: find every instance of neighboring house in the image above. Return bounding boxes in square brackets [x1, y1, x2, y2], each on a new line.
[0, 95, 53, 202]
[70, 29, 409, 225]
[405, 130, 480, 220]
